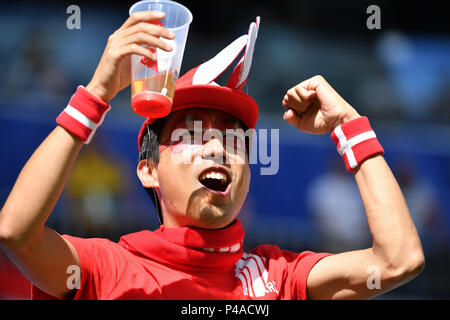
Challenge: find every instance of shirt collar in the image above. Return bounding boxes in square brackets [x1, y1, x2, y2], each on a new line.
[118, 220, 245, 272]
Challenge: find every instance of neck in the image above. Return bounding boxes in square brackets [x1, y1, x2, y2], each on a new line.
[161, 212, 236, 230]
[119, 219, 245, 272]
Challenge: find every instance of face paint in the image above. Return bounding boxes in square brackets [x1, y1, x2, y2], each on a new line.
[224, 129, 246, 153]
[160, 114, 209, 154]
[159, 110, 247, 157]
[169, 127, 203, 154]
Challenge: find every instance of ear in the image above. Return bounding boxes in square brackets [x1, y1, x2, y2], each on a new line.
[137, 159, 160, 188]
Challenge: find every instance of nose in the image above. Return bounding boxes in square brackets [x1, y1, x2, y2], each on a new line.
[201, 136, 226, 164]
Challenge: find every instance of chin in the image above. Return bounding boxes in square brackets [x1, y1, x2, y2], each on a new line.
[193, 204, 237, 230]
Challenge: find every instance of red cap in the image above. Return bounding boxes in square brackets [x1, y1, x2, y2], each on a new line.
[138, 17, 260, 152]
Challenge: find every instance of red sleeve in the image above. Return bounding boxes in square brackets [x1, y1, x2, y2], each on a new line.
[288, 251, 332, 300]
[250, 245, 332, 300]
[31, 235, 127, 300]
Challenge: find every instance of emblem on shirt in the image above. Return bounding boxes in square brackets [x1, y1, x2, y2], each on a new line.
[235, 253, 279, 297]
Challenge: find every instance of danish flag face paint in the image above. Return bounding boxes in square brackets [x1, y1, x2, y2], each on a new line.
[331, 116, 384, 172]
[158, 110, 248, 165]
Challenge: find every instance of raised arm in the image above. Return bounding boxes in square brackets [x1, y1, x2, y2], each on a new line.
[282, 75, 424, 299]
[0, 11, 175, 299]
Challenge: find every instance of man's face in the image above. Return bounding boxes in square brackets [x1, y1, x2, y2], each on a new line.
[152, 108, 251, 229]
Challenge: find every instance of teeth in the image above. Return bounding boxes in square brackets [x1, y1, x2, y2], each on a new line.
[200, 171, 227, 181]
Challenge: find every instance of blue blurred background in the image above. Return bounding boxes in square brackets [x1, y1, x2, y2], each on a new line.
[0, 0, 449, 299]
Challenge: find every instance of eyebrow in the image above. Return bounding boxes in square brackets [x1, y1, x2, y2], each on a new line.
[218, 117, 241, 127]
[171, 114, 240, 127]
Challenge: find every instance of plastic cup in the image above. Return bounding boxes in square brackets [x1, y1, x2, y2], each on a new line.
[129, 0, 193, 118]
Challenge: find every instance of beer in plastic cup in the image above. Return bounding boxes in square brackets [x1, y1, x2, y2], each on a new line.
[129, 0, 193, 118]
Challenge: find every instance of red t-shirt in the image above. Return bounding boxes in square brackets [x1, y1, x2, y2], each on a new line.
[31, 220, 331, 300]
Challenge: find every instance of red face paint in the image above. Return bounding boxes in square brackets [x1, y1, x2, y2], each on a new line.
[159, 111, 247, 156]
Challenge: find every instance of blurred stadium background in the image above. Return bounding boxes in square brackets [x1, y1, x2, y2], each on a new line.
[0, 0, 449, 299]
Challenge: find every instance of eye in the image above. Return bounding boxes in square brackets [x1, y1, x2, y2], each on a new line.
[185, 130, 196, 137]
[170, 130, 193, 145]
[182, 130, 204, 145]
[224, 132, 246, 152]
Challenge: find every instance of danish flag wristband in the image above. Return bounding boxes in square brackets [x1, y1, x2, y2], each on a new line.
[331, 116, 384, 172]
[56, 86, 111, 144]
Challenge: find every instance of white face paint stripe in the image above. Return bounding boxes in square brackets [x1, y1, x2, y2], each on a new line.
[64, 105, 97, 130]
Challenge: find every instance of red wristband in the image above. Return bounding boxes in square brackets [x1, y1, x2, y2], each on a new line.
[56, 86, 111, 144]
[331, 116, 384, 172]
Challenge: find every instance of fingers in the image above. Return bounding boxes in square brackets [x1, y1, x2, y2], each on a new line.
[120, 32, 173, 52]
[106, 13, 177, 63]
[281, 75, 357, 134]
[281, 75, 324, 131]
[282, 85, 316, 113]
[105, 42, 156, 63]
[282, 108, 303, 129]
[122, 21, 176, 41]
[110, 15, 176, 56]
[296, 75, 345, 108]
[120, 11, 166, 30]
[121, 44, 156, 61]
[282, 75, 337, 114]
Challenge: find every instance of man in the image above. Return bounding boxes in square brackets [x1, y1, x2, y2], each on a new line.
[0, 11, 424, 300]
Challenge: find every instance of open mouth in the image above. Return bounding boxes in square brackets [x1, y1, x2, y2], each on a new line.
[198, 167, 231, 193]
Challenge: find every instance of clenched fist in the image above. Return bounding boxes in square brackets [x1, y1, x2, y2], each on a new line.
[282, 75, 360, 134]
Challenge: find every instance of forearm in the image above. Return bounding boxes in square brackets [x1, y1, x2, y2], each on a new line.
[0, 126, 83, 252]
[354, 154, 424, 275]
[307, 154, 425, 300]
[288, 76, 425, 298]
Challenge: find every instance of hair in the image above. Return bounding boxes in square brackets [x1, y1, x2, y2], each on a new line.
[138, 115, 251, 225]
[138, 118, 166, 224]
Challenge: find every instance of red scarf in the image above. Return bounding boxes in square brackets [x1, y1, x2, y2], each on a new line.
[118, 220, 245, 272]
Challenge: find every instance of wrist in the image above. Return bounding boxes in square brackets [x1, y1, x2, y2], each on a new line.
[331, 116, 384, 172]
[332, 107, 360, 131]
[341, 108, 360, 124]
[56, 86, 111, 144]
[85, 81, 109, 103]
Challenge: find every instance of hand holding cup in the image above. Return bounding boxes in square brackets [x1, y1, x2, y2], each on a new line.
[86, 10, 175, 104]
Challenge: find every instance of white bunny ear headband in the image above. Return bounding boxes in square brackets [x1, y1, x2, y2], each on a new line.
[190, 16, 260, 89]
[138, 17, 261, 151]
